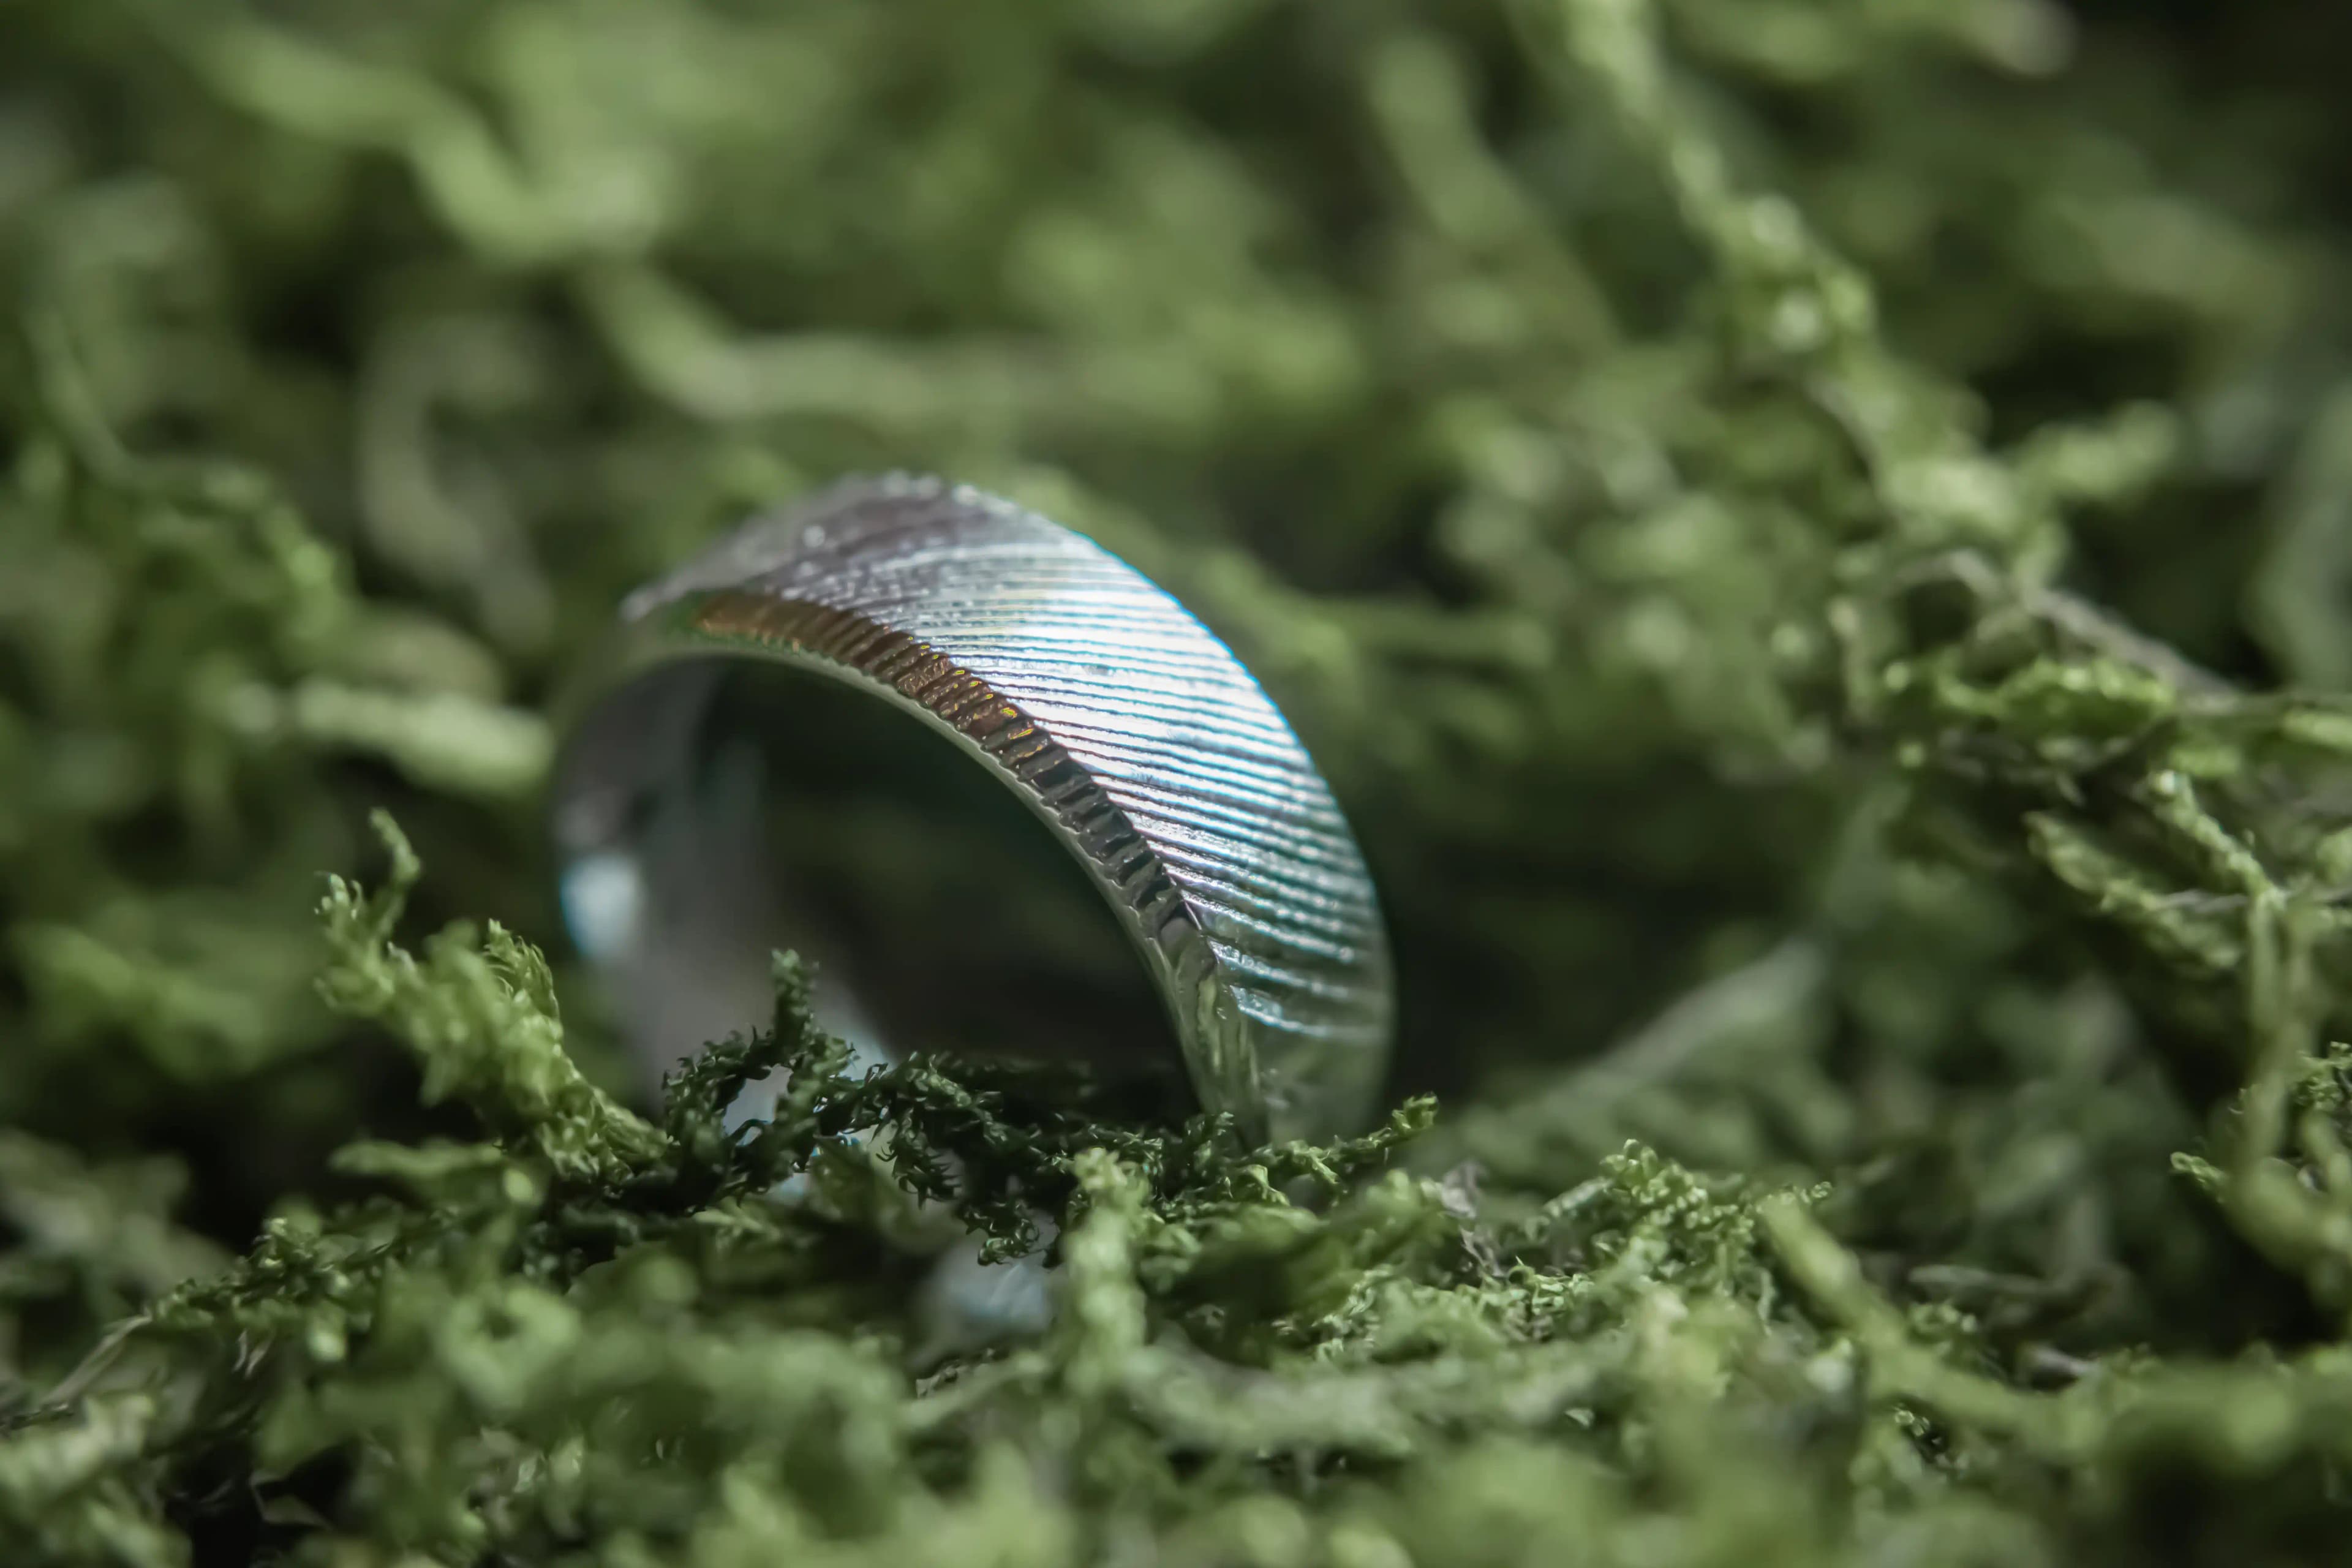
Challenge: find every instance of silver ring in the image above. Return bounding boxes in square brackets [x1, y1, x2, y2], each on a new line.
[549, 475, 1393, 1145]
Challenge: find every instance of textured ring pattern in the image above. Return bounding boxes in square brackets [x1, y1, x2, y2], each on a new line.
[554, 475, 1393, 1145]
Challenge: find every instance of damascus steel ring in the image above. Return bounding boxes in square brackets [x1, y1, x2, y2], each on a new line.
[550, 476, 1392, 1146]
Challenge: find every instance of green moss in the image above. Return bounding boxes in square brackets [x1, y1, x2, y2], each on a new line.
[10, 0, 2352, 1561]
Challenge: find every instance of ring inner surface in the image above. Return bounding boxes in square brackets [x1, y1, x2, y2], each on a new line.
[558, 654, 1188, 1115]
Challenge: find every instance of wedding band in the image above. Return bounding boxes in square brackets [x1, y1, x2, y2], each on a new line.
[549, 476, 1393, 1145]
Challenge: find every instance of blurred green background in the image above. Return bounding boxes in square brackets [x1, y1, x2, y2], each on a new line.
[12, 1, 2352, 1561]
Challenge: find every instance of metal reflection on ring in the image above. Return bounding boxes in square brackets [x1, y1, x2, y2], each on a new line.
[549, 475, 1393, 1147]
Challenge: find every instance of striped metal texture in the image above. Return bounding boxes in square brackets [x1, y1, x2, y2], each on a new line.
[560, 475, 1392, 1145]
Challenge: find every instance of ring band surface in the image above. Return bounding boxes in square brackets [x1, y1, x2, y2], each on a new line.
[551, 476, 1393, 1145]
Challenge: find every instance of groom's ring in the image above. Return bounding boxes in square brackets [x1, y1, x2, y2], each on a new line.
[549, 475, 1393, 1147]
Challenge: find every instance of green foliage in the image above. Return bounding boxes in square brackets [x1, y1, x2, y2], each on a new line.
[10, 0, 2352, 1561]
[316, 811, 664, 1185]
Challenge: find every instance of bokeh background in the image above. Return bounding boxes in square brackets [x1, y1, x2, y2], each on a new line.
[12, 1, 2352, 1560]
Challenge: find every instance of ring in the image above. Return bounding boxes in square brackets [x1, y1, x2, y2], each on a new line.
[549, 475, 1393, 1146]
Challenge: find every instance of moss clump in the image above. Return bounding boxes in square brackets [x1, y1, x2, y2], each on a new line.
[11, 0, 2352, 1562]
